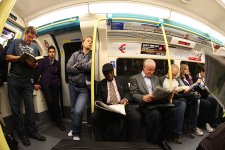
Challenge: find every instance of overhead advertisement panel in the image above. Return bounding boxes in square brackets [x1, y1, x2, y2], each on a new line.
[141, 43, 166, 56]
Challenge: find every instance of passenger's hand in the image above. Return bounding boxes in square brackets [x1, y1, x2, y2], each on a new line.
[143, 94, 155, 103]
[168, 90, 175, 100]
[34, 84, 41, 90]
[196, 79, 201, 84]
[120, 98, 128, 105]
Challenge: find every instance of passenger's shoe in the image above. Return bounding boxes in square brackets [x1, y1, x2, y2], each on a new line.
[73, 136, 80, 141]
[206, 123, 214, 133]
[68, 130, 73, 137]
[158, 140, 172, 150]
[171, 133, 182, 144]
[186, 128, 195, 138]
[195, 127, 204, 136]
[29, 133, 46, 141]
[57, 122, 66, 131]
[21, 136, 30, 146]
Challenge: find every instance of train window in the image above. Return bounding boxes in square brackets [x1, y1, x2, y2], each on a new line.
[0, 28, 15, 83]
[116, 58, 173, 77]
[63, 42, 82, 83]
[180, 61, 204, 76]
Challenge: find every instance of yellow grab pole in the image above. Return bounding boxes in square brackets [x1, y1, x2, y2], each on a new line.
[91, 17, 161, 113]
[0, 124, 9, 150]
[210, 37, 216, 54]
[0, 0, 16, 149]
[0, 0, 17, 35]
[161, 25, 173, 103]
[91, 18, 107, 113]
[91, 17, 162, 112]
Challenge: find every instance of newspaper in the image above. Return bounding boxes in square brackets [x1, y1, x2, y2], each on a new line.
[205, 54, 225, 109]
[152, 86, 171, 100]
[95, 101, 126, 116]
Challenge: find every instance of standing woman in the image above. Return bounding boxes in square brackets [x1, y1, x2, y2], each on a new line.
[66, 36, 92, 140]
[34, 46, 65, 130]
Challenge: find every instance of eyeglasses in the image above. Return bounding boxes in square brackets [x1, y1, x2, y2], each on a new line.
[26, 33, 36, 40]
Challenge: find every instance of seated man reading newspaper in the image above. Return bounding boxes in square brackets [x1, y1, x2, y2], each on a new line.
[91, 63, 141, 142]
[129, 59, 183, 150]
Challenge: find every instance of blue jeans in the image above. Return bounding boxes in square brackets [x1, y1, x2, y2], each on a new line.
[7, 77, 37, 136]
[173, 98, 186, 134]
[68, 83, 89, 136]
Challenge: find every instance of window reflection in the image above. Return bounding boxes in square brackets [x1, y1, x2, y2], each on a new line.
[116, 58, 172, 77]
[180, 61, 204, 77]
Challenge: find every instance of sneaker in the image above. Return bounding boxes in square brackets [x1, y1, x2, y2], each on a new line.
[68, 130, 73, 137]
[73, 136, 80, 141]
[195, 127, 204, 136]
[206, 123, 214, 133]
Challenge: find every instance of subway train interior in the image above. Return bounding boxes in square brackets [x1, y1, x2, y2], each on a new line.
[1, 0, 225, 149]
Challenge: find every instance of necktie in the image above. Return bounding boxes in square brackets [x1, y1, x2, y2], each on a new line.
[109, 82, 118, 104]
[50, 60, 54, 65]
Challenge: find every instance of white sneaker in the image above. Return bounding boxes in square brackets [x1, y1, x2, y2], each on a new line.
[73, 136, 80, 141]
[68, 130, 73, 137]
[195, 127, 204, 136]
[206, 123, 214, 133]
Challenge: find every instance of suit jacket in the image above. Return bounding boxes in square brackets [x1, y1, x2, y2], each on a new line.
[97, 76, 130, 104]
[129, 73, 159, 103]
[35, 56, 61, 88]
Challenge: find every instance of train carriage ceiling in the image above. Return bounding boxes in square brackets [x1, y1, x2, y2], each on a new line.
[13, 0, 225, 35]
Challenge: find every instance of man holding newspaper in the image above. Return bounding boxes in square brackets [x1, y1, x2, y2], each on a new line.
[129, 59, 182, 150]
[91, 63, 141, 142]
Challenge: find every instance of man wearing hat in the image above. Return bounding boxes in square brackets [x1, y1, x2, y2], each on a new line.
[91, 63, 141, 142]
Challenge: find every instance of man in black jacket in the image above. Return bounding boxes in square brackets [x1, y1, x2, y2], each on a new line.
[92, 63, 141, 142]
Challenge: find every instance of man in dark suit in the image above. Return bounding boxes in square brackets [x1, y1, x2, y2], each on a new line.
[91, 63, 141, 142]
[129, 59, 175, 150]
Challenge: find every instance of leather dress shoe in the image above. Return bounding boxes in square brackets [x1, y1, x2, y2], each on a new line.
[158, 140, 172, 150]
[171, 133, 182, 144]
[29, 133, 46, 141]
[57, 122, 66, 131]
[21, 135, 30, 146]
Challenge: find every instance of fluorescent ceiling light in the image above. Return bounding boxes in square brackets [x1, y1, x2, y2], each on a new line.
[170, 12, 212, 33]
[211, 29, 225, 44]
[216, 0, 225, 9]
[28, 5, 88, 27]
[89, 3, 170, 19]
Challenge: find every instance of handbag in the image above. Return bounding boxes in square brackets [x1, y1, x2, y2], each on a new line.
[175, 91, 200, 104]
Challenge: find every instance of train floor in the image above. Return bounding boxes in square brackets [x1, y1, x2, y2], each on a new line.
[15, 120, 209, 150]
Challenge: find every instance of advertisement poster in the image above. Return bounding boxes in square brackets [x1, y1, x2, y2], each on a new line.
[188, 49, 203, 61]
[141, 43, 166, 55]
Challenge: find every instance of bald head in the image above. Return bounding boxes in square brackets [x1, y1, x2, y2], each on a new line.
[170, 64, 179, 79]
[143, 59, 156, 77]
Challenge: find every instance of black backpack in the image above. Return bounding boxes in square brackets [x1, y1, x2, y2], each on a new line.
[197, 123, 225, 150]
